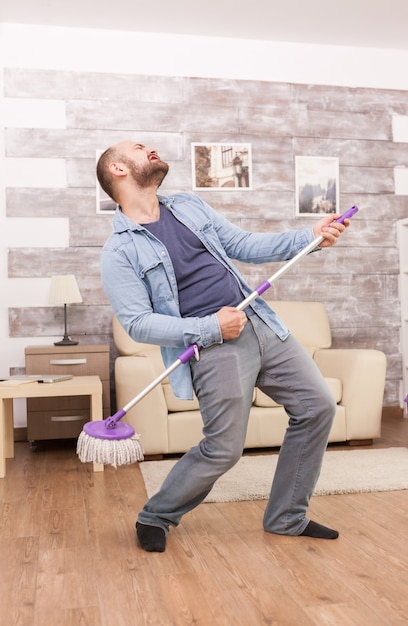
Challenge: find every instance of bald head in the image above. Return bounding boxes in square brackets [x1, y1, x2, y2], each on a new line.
[96, 141, 169, 203]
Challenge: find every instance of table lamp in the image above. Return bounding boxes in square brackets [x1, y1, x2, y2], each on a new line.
[49, 274, 83, 346]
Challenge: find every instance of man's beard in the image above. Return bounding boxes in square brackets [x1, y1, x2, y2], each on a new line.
[126, 158, 169, 189]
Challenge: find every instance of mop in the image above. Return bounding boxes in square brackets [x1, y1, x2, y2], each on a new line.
[77, 205, 359, 468]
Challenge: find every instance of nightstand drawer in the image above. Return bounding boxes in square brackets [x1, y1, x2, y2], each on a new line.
[25, 352, 109, 379]
[27, 410, 89, 440]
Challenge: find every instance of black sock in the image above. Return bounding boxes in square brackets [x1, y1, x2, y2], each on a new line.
[300, 520, 339, 540]
[136, 522, 166, 552]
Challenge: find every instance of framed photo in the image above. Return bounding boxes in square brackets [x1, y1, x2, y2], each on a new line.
[295, 156, 339, 216]
[96, 150, 118, 214]
[192, 143, 252, 190]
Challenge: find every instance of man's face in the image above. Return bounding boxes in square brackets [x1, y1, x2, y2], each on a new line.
[117, 142, 169, 188]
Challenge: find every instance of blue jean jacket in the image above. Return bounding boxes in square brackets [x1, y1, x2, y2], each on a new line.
[101, 192, 316, 400]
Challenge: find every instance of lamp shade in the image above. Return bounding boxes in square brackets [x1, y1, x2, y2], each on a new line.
[49, 275, 83, 305]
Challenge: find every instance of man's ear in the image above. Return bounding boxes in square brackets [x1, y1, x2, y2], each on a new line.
[109, 161, 127, 178]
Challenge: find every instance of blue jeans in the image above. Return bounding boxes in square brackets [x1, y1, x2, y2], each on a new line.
[137, 314, 336, 535]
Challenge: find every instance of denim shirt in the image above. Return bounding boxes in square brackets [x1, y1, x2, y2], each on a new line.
[101, 192, 316, 400]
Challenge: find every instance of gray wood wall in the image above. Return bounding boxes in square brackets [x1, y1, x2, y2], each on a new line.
[5, 68, 408, 407]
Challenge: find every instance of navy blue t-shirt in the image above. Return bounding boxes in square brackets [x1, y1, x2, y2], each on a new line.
[143, 204, 243, 318]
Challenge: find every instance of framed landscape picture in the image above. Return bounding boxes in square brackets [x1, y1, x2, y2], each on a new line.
[192, 143, 252, 190]
[295, 156, 339, 216]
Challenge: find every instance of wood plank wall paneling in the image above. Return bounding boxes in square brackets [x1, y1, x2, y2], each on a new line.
[4, 68, 408, 406]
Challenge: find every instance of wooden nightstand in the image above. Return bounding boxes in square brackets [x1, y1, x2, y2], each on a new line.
[24, 344, 110, 444]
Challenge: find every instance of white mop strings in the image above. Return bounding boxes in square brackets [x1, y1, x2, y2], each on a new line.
[77, 431, 144, 468]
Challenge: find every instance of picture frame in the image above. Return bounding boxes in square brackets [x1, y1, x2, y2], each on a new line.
[295, 156, 339, 216]
[191, 143, 252, 190]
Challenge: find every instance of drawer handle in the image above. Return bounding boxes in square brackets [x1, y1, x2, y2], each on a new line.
[51, 415, 85, 422]
[49, 359, 87, 366]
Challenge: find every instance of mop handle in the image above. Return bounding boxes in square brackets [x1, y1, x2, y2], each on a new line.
[179, 205, 359, 363]
[108, 205, 358, 425]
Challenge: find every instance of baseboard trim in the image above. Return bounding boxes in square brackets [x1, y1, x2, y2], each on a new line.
[382, 406, 404, 419]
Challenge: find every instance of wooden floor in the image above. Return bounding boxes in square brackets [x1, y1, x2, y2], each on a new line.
[1, 413, 407, 626]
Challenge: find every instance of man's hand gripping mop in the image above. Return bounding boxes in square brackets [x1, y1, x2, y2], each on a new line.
[77, 206, 359, 468]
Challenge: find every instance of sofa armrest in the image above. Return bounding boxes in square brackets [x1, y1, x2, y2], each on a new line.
[115, 355, 169, 455]
[313, 349, 387, 440]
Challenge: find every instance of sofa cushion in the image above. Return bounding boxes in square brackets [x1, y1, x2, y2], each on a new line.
[254, 377, 342, 407]
[163, 381, 257, 413]
[163, 382, 200, 411]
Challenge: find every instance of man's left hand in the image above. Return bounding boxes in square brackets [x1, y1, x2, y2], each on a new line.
[313, 214, 350, 248]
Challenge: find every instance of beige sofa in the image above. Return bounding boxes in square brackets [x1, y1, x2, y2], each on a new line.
[112, 301, 387, 456]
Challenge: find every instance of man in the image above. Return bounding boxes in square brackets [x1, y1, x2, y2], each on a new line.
[97, 141, 349, 552]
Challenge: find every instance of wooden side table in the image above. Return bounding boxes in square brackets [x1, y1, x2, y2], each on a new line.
[0, 375, 104, 478]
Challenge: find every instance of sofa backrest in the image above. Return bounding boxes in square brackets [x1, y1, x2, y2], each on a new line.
[113, 300, 332, 357]
[267, 300, 332, 352]
[113, 315, 156, 357]
[113, 301, 332, 412]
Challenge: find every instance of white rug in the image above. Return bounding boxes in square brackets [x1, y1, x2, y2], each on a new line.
[139, 447, 408, 502]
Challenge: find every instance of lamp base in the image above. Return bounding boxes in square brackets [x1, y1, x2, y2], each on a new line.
[54, 336, 79, 346]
